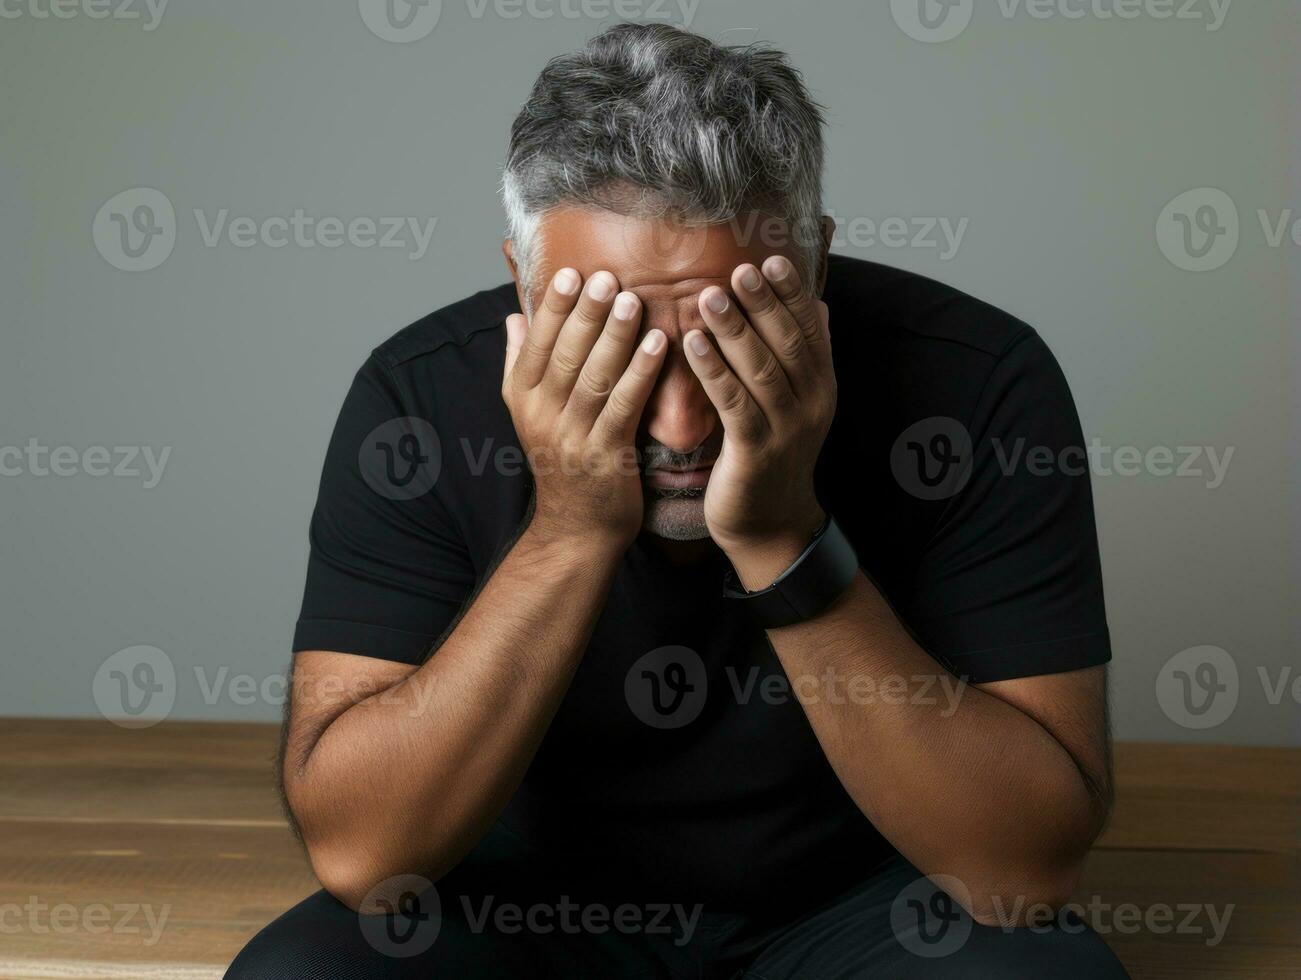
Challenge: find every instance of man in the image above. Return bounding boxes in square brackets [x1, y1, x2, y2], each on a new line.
[229, 24, 1127, 979]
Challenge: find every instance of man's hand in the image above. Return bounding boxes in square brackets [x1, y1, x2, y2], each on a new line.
[503, 267, 668, 551]
[684, 255, 836, 588]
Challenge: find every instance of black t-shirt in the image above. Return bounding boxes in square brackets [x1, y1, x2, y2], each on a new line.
[293, 254, 1111, 910]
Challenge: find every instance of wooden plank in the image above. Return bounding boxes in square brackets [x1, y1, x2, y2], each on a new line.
[0, 961, 225, 979]
[0, 718, 283, 825]
[0, 720, 1297, 976]
[1099, 743, 1301, 855]
[0, 819, 316, 972]
[0, 720, 309, 974]
[0, 719, 281, 772]
[2, 829, 1295, 977]
[1077, 849, 1301, 980]
[5, 723, 1298, 852]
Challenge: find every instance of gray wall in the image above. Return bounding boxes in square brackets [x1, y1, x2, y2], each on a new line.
[1, 0, 1296, 744]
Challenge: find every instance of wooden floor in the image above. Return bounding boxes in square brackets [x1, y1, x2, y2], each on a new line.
[0, 720, 1296, 979]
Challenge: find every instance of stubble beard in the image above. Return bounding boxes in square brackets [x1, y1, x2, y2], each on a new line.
[642, 486, 710, 541]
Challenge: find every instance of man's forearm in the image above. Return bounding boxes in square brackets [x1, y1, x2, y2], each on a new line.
[287, 266, 668, 909]
[289, 521, 622, 908]
[749, 568, 1108, 923]
[644, 252, 1109, 924]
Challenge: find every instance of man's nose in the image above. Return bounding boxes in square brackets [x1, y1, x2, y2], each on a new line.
[641, 352, 717, 454]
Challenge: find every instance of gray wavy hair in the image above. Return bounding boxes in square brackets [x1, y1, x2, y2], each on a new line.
[502, 24, 826, 299]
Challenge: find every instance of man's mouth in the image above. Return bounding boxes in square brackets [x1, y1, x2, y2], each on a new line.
[643, 463, 713, 491]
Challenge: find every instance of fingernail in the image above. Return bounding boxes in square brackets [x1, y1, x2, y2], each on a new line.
[642, 329, 665, 354]
[764, 256, 791, 282]
[704, 289, 729, 314]
[588, 274, 614, 303]
[687, 331, 710, 357]
[554, 268, 579, 295]
[613, 293, 638, 320]
[740, 266, 762, 291]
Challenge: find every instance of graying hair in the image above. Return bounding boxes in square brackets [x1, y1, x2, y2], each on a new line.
[502, 24, 826, 298]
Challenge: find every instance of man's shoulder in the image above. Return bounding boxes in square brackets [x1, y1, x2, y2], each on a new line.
[822, 254, 1071, 466]
[370, 281, 519, 373]
[825, 253, 1035, 363]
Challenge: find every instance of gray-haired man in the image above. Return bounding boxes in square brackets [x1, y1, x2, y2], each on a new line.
[229, 24, 1127, 979]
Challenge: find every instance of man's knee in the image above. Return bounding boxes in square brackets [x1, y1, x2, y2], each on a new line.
[940, 913, 1129, 979]
[224, 888, 452, 980]
[224, 890, 377, 980]
[225, 925, 323, 980]
[225, 887, 550, 980]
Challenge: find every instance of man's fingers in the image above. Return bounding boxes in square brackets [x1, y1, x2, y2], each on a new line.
[502, 313, 526, 388]
[682, 329, 768, 444]
[697, 285, 795, 419]
[593, 328, 668, 445]
[730, 262, 815, 389]
[510, 268, 583, 389]
[815, 299, 831, 345]
[567, 291, 643, 424]
[762, 256, 828, 355]
[541, 271, 619, 400]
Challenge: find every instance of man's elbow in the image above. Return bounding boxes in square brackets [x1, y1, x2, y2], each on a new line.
[287, 794, 386, 911]
[299, 823, 457, 914]
[963, 778, 1111, 926]
[308, 845, 377, 912]
[963, 856, 1089, 928]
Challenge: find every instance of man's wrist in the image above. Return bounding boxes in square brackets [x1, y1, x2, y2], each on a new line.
[719, 506, 827, 592]
[518, 515, 630, 572]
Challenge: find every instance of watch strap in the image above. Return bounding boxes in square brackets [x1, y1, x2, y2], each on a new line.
[722, 516, 858, 628]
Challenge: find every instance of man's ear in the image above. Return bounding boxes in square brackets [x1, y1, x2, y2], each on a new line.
[815, 216, 835, 297]
[502, 239, 527, 316]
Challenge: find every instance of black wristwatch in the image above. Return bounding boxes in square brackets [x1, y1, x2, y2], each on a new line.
[722, 515, 858, 628]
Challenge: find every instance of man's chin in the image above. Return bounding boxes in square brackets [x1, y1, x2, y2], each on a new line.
[642, 490, 711, 541]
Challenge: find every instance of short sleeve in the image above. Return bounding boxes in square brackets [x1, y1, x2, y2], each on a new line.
[292, 353, 477, 664]
[908, 330, 1111, 683]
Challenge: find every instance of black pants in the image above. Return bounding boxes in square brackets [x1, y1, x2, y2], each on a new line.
[226, 852, 1127, 979]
